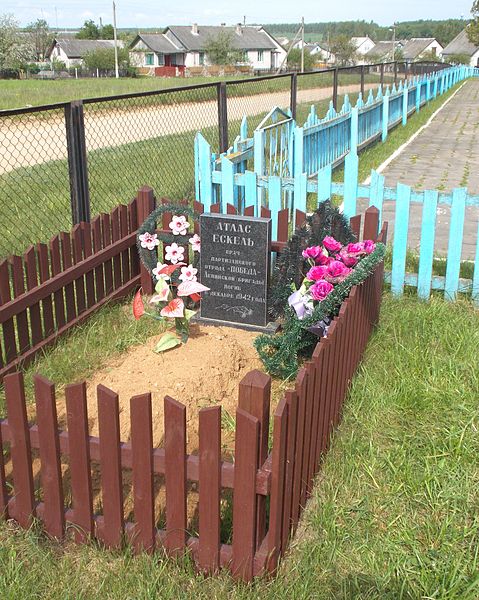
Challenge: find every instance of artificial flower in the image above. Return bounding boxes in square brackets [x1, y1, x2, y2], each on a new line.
[310, 280, 334, 301]
[177, 280, 210, 297]
[165, 242, 185, 264]
[322, 236, 342, 253]
[306, 265, 329, 281]
[160, 298, 185, 318]
[179, 264, 198, 282]
[169, 215, 190, 236]
[302, 245, 323, 260]
[152, 262, 171, 281]
[363, 240, 376, 254]
[327, 260, 351, 279]
[338, 249, 358, 268]
[189, 234, 201, 252]
[138, 232, 159, 250]
[132, 289, 145, 319]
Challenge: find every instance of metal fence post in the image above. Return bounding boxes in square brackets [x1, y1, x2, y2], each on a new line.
[380, 63, 384, 88]
[64, 100, 91, 224]
[360, 65, 365, 97]
[217, 82, 228, 153]
[290, 73, 298, 120]
[394, 61, 398, 86]
[333, 68, 339, 111]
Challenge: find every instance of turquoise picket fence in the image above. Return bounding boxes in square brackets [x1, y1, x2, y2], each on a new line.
[195, 65, 473, 225]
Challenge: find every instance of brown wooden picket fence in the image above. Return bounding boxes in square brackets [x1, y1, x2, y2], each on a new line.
[0, 207, 387, 581]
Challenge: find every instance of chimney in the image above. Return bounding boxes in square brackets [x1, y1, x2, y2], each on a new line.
[192, 23, 198, 35]
[236, 23, 242, 35]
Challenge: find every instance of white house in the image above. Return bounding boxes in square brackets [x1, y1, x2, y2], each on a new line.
[442, 29, 479, 67]
[401, 38, 444, 63]
[351, 36, 376, 56]
[45, 38, 123, 68]
[292, 40, 336, 64]
[129, 24, 287, 73]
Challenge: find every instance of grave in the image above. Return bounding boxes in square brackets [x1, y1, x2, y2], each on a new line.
[199, 213, 274, 331]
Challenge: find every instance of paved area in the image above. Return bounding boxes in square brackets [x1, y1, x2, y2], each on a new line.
[359, 79, 479, 259]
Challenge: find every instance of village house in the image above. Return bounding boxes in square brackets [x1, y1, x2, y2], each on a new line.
[129, 24, 287, 75]
[442, 29, 479, 67]
[351, 36, 376, 56]
[45, 38, 124, 68]
[291, 40, 336, 65]
[401, 38, 444, 63]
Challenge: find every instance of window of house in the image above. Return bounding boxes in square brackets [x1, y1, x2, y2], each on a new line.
[199, 52, 205, 65]
[258, 50, 264, 62]
[145, 53, 154, 66]
[157, 53, 164, 65]
[431, 47, 437, 56]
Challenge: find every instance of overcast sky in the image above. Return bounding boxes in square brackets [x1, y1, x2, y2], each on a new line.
[3, 0, 474, 30]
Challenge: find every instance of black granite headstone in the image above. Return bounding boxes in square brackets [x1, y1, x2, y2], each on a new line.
[199, 213, 272, 329]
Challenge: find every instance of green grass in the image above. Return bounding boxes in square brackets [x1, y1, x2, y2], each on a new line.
[0, 73, 379, 111]
[1, 293, 478, 598]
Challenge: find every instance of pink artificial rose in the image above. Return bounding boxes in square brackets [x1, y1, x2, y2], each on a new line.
[363, 240, 376, 254]
[310, 280, 334, 301]
[322, 236, 342, 253]
[327, 260, 351, 278]
[315, 250, 331, 266]
[347, 242, 365, 256]
[306, 265, 329, 281]
[339, 249, 358, 268]
[302, 245, 323, 260]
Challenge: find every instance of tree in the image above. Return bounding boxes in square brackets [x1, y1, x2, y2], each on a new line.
[204, 31, 242, 65]
[287, 48, 316, 70]
[83, 46, 129, 70]
[76, 19, 100, 40]
[329, 35, 358, 66]
[0, 14, 34, 71]
[447, 53, 472, 64]
[25, 19, 51, 61]
[468, 0, 479, 46]
[101, 24, 114, 39]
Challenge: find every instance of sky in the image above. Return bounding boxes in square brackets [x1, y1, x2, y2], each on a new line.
[2, 0, 474, 30]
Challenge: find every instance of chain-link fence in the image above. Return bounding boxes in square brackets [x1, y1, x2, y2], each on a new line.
[0, 61, 449, 258]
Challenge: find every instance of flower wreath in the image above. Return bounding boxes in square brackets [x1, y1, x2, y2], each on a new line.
[134, 203, 207, 352]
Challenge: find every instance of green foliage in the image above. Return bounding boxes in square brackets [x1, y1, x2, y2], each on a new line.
[468, 2, 479, 46]
[287, 48, 316, 70]
[83, 46, 129, 70]
[329, 35, 357, 66]
[101, 24, 115, 40]
[447, 52, 473, 64]
[76, 19, 100, 40]
[25, 19, 51, 61]
[204, 31, 243, 66]
[0, 14, 34, 71]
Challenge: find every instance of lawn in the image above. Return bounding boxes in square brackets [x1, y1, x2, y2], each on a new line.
[0, 293, 478, 599]
[0, 72, 380, 111]
[0, 81, 459, 259]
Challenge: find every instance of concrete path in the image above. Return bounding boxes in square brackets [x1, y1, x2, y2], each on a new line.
[360, 79, 479, 260]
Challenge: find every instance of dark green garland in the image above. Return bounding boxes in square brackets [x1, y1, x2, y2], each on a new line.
[255, 243, 386, 379]
[269, 200, 355, 320]
[136, 203, 199, 286]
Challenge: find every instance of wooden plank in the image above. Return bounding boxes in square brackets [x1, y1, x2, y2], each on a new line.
[391, 183, 411, 296]
[101, 214, 114, 296]
[277, 208, 289, 242]
[266, 397, 288, 573]
[37, 243, 55, 337]
[34, 375, 65, 539]
[301, 361, 315, 503]
[24, 246, 43, 346]
[221, 156, 235, 211]
[0, 260, 17, 364]
[417, 190, 438, 300]
[65, 382, 93, 542]
[198, 406, 221, 573]
[49, 235, 66, 329]
[281, 390, 297, 551]
[97, 385, 124, 548]
[444, 188, 467, 301]
[232, 408, 259, 582]
[363, 206, 380, 241]
[4, 373, 35, 527]
[80, 222, 96, 309]
[164, 395, 187, 555]
[111, 207, 123, 290]
[268, 176, 282, 241]
[0, 414, 8, 519]
[72, 226, 87, 315]
[291, 368, 307, 528]
[350, 214, 361, 241]
[238, 369, 271, 548]
[92, 216, 105, 303]
[10, 255, 30, 353]
[317, 164, 333, 203]
[127, 198, 140, 277]
[130, 393, 155, 553]
[244, 171, 258, 216]
[118, 205, 131, 285]
[295, 210, 306, 229]
[244, 205, 255, 217]
[369, 170, 385, 226]
[226, 203, 237, 215]
[60, 232, 76, 323]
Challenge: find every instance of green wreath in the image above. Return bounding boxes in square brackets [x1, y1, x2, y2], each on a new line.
[136, 203, 199, 285]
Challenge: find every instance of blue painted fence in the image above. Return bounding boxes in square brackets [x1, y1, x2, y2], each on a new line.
[195, 65, 473, 225]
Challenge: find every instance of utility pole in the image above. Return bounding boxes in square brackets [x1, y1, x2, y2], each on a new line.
[113, 1, 119, 78]
[301, 16, 305, 73]
[391, 23, 396, 62]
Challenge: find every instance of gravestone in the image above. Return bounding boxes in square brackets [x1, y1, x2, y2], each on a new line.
[199, 213, 272, 330]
